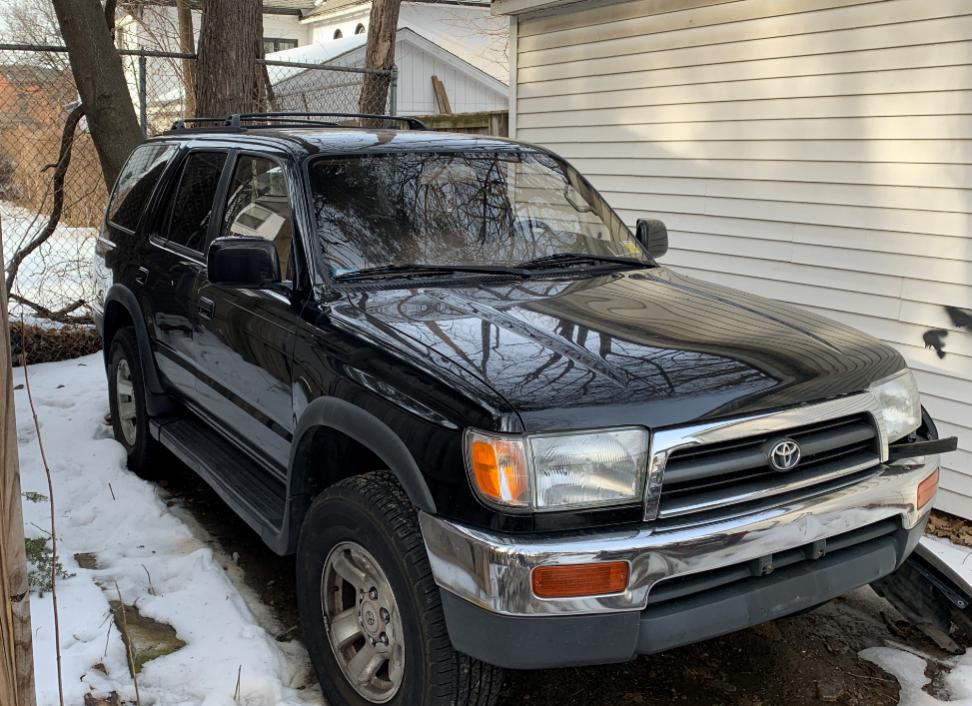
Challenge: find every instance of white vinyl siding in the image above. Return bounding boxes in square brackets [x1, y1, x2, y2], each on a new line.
[512, 0, 972, 517]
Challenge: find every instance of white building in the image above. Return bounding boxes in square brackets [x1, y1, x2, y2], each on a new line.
[119, 0, 508, 123]
[268, 27, 508, 115]
[300, 0, 508, 84]
[495, 0, 972, 519]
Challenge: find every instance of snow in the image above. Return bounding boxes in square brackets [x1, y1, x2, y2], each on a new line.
[922, 536, 972, 589]
[14, 354, 324, 706]
[861, 535, 972, 706]
[1, 200, 97, 322]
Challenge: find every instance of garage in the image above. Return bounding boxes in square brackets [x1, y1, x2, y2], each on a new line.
[496, 0, 972, 518]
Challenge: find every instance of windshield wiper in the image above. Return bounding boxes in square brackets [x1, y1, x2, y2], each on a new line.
[334, 263, 531, 282]
[516, 252, 651, 270]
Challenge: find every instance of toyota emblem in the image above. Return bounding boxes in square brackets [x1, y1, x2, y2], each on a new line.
[768, 439, 801, 471]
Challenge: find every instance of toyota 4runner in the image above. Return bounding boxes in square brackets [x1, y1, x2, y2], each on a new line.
[92, 112, 957, 706]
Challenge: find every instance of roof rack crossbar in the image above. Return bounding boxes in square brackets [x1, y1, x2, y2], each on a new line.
[230, 112, 427, 130]
[168, 112, 427, 133]
[169, 116, 232, 131]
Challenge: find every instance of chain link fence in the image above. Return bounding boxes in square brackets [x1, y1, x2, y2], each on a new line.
[1, 43, 392, 331]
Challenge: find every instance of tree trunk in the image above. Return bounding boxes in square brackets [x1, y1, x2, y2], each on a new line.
[50, 0, 142, 190]
[0, 217, 37, 706]
[195, 0, 263, 118]
[358, 0, 401, 115]
[176, 0, 197, 118]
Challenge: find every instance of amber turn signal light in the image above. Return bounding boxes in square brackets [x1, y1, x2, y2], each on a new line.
[917, 468, 939, 509]
[468, 437, 529, 507]
[532, 561, 629, 599]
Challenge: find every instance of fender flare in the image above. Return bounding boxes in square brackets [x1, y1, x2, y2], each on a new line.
[103, 284, 173, 415]
[289, 396, 437, 514]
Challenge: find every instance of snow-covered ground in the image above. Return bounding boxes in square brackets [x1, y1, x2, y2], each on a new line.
[14, 354, 324, 706]
[2, 199, 97, 321]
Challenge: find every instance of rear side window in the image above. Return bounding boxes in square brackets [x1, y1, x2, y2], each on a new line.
[166, 151, 227, 253]
[106, 143, 176, 232]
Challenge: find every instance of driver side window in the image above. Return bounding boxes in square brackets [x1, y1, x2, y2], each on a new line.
[223, 155, 295, 281]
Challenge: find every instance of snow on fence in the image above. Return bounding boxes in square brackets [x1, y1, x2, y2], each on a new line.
[0, 43, 391, 328]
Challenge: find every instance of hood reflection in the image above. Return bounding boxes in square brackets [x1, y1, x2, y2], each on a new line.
[331, 267, 903, 431]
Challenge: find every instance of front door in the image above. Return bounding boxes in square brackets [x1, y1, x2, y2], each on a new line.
[194, 153, 300, 471]
[147, 149, 228, 400]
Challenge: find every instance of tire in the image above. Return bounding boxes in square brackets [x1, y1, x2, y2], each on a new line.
[107, 327, 163, 479]
[297, 471, 504, 706]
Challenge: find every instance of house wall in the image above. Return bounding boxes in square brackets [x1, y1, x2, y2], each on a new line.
[306, 2, 509, 82]
[274, 32, 507, 115]
[395, 37, 507, 114]
[511, 0, 972, 518]
[121, 7, 311, 53]
[307, 5, 371, 43]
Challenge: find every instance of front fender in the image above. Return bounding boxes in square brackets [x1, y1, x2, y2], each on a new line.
[103, 284, 174, 415]
[289, 396, 437, 514]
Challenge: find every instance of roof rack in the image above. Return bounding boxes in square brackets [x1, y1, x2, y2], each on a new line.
[168, 111, 427, 132]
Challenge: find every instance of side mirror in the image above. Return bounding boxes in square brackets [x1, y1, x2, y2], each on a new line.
[636, 218, 668, 259]
[207, 236, 281, 286]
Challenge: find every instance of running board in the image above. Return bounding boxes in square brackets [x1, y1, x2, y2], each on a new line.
[151, 414, 288, 550]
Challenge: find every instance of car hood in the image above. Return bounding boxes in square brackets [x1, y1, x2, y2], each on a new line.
[330, 267, 904, 432]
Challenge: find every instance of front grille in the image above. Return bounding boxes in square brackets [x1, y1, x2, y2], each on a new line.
[645, 518, 899, 608]
[657, 414, 880, 522]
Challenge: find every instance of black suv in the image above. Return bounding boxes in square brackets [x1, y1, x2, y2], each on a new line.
[92, 112, 955, 706]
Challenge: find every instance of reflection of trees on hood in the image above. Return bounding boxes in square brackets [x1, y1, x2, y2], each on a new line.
[342, 287, 776, 406]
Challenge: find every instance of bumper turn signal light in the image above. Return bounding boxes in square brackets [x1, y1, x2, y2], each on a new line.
[532, 561, 629, 599]
[917, 468, 939, 510]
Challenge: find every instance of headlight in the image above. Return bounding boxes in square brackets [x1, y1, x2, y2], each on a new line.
[465, 427, 649, 511]
[869, 369, 921, 443]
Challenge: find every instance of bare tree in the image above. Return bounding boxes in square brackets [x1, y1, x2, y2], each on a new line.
[175, 0, 197, 117]
[0, 0, 69, 72]
[49, 0, 142, 189]
[195, 0, 263, 118]
[358, 0, 402, 115]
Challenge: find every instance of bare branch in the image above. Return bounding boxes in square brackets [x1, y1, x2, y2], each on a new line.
[4, 104, 85, 296]
[8, 295, 88, 325]
[104, 0, 118, 37]
[19, 338, 65, 706]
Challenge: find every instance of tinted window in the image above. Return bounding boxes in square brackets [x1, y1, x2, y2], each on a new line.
[223, 155, 294, 277]
[107, 143, 175, 232]
[166, 151, 226, 252]
[309, 151, 639, 274]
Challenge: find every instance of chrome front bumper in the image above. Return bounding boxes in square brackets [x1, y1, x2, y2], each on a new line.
[419, 454, 938, 618]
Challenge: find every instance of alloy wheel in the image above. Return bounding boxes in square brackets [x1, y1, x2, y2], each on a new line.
[321, 540, 406, 703]
[115, 358, 137, 447]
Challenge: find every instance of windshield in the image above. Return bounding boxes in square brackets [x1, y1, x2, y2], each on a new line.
[308, 150, 648, 277]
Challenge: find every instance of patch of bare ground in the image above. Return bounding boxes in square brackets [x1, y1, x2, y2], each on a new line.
[927, 510, 972, 549]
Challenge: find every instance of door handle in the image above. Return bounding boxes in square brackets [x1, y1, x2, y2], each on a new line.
[135, 266, 149, 285]
[198, 297, 215, 319]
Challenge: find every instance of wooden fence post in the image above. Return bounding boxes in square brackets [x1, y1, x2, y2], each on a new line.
[0, 215, 37, 706]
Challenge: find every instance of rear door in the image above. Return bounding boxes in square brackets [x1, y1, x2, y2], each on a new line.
[146, 149, 228, 400]
[193, 152, 301, 471]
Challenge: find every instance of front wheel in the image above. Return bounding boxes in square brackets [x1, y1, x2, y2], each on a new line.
[107, 327, 163, 478]
[296, 472, 503, 706]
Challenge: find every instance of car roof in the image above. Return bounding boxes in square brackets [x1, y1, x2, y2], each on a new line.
[149, 127, 537, 159]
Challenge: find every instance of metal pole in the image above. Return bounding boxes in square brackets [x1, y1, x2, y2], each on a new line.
[138, 54, 148, 137]
[389, 66, 398, 116]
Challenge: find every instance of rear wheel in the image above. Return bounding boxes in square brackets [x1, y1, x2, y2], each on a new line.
[107, 327, 163, 478]
[296, 472, 503, 706]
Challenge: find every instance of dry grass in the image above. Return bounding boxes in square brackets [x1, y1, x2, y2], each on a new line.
[10, 321, 101, 366]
